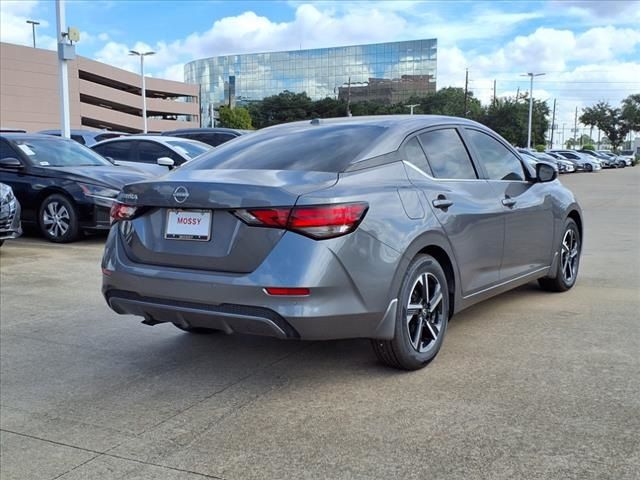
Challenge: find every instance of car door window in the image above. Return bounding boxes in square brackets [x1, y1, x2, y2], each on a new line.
[402, 137, 432, 175]
[93, 141, 131, 162]
[466, 129, 525, 181]
[418, 128, 477, 179]
[137, 141, 175, 164]
[0, 140, 20, 161]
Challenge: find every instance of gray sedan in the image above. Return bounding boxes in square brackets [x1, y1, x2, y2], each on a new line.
[102, 116, 583, 370]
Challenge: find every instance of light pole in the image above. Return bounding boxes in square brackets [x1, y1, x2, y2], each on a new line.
[521, 72, 545, 149]
[129, 50, 155, 133]
[26, 20, 40, 48]
[406, 104, 419, 115]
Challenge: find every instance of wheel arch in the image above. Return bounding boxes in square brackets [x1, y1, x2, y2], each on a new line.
[394, 231, 461, 317]
[567, 208, 583, 240]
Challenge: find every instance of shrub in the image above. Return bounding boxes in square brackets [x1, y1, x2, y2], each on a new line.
[535, 144, 546, 152]
[582, 144, 595, 151]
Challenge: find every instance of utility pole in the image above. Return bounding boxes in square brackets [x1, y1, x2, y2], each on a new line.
[573, 106, 578, 151]
[493, 79, 496, 105]
[522, 72, 545, 149]
[129, 50, 155, 133]
[550, 98, 556, 149]
[26, 20, 40, 48]
[561, 123, 566, 149]
[55, 0, 71, 138]
[463, 68, 469, 117]
[515, 87, 520, 104]
[346, 76, 352, 117]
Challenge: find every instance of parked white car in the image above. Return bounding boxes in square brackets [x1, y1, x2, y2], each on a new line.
[549, 150, 602, 172]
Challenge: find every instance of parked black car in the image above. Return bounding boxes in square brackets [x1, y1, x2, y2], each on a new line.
[0, 133, 150, 243]
[0, 182, 22, 246]
[161, 128, 251, 147]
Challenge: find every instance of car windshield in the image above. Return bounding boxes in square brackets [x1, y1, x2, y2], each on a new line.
[165, 140, 211, 159]
[183, 125, 387, 172]
[13, 138, 113, 167]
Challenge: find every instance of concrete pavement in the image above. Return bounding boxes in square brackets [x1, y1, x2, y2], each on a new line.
[1, 168, 639, 479]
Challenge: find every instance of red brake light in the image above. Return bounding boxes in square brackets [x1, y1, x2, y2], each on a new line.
[110, 202, 138, 224]
[264, 287, 310, 296]
[233, 202, 368, 239]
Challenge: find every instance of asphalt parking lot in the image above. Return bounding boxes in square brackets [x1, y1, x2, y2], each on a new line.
[1, 168, 639, 480]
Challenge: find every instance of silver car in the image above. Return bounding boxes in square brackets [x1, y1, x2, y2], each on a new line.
[102, 116, 583, 370]
[0, 182, 22, 246]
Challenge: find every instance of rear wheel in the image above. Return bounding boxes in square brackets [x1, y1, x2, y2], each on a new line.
[539, 218, 581, 292]
[39, 194, 79, 243]
[172, 323, 220, 334]
[371, 254, 449, 370]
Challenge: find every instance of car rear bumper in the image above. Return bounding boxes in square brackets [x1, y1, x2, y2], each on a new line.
[102, 228, 399, 341]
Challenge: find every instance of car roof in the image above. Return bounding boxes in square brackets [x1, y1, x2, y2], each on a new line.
[1, 132, 72, 141]
[248, 115, 491, 160]
[162, 128, 247, 135]
[92, 135, 211, 148]
[38, 129, 128, 136]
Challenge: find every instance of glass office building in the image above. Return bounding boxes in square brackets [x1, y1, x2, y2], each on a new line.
[185, 39, 437, 126]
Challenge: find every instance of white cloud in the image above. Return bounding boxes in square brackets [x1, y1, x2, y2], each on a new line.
[0, 0, 56, 49]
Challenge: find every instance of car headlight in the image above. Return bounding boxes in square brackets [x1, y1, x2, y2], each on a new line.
[1, 185, 15, 205]
[79, 184, 120, 201]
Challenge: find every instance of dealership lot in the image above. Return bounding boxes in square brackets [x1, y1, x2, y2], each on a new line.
[1, 169, 639, 479]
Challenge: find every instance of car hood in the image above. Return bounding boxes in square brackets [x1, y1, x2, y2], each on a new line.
[45, 165, 152, 189]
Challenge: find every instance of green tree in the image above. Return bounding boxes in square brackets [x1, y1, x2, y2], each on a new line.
[417, 87, 483, 119]
[481, 96, 549, 146]
[218, 106, 253, 129]
[580, 101, 630, 151]
[621, 93, 640, 132]
[247, 91, 314, 128]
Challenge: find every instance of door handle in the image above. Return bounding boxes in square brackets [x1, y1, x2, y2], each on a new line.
[502, 197, 517, 208]
[432, 197, 453, 210]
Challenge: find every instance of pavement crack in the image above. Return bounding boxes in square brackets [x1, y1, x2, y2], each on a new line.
[1, 428, 226, 479]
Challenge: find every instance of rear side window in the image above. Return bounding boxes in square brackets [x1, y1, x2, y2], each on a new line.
[418, 129, 477, 179]
[465, 130, 524, 181]
[92, 141, 131, 162]
[403, 137, 432, 175]
[71, 135, 86, 145]
[185, 125, 387, 172]
[137, 141, 177, 164]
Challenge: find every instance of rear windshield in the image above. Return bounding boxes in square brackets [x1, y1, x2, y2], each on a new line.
[182, 125, 386, 172]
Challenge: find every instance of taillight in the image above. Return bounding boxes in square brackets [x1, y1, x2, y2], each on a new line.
[264, 287, 310, 296]
[110, 202, 138, 224]
[233, 202, 368, 239]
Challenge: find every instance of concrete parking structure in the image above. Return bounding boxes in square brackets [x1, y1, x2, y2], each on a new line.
[1, 169, 639, 479]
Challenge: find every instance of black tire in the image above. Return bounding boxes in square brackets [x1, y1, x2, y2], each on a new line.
[172, 323, 220, 334]
[0, 240, 4, 247]
[38, 194, 80, 243]
[538, 218, 581, 292]
[371, 254, 450, 370]
[585, 164, 593, 172]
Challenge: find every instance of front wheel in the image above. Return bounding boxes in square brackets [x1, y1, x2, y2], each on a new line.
[371, 255, 449, 370]
[539, 218, 581, 292]
[39, 194, 79, 243]
[585, 164, 593, 172]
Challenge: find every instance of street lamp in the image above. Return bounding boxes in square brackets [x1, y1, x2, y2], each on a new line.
[406, 104, 419, 115]
[129, 50, 155, 133]
[26, 20, 40, 48]
[521, 72, 545, 149]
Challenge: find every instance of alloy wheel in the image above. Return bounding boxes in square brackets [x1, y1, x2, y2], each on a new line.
[560, 228, 579, 284]
[42, 201, 70, 238]
[406, 272, 444, 353]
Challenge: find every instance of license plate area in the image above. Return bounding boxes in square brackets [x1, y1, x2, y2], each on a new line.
[165, 209, 211, 241]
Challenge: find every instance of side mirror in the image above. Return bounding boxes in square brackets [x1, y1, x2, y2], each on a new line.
[157, 157, 175, 169]
[536, 162, 557, 183]
[0, 157, 23, 169]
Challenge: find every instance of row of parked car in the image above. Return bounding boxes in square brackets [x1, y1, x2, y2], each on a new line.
[0, 127, 248, 244]
[517, 148, 634, 173]
[0, 123, 635, 246]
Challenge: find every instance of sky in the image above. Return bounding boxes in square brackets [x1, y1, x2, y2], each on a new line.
[1, 0, 639, 136]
